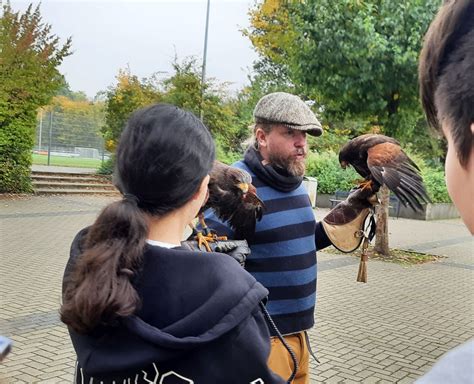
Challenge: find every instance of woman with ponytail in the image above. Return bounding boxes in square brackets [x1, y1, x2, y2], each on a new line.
[60, 104, 284, 384]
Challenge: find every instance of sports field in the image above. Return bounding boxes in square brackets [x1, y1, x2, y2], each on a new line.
[32, 153, 103, 168]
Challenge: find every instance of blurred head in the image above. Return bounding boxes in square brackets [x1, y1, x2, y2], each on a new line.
[115, 103, 215, 216]
[419, 0, 474, 233]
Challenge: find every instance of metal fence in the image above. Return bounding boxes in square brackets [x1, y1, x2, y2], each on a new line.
[33, 109, 109, 168]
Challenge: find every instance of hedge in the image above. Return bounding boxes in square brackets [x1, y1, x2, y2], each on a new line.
[306, 151, 359, 194]
[0, 118, 35, 193]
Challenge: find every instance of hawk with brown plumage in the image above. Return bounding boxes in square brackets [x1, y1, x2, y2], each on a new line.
[197, 161, 264, 243]
[338, 134, 430, 211]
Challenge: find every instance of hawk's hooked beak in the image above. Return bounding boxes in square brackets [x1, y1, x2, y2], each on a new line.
[237, 183, 249, 194]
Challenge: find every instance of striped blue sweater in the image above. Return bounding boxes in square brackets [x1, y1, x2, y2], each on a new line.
[205, 160, 317, 336]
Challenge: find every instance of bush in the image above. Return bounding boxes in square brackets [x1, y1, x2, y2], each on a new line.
[422, 167, 451, 203]
[97, 157, 114, 175]
[306, 151, 359, 194]
[0, 119, 34, 193]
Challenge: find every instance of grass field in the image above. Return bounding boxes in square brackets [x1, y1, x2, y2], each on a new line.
[32, 153, 103, 168]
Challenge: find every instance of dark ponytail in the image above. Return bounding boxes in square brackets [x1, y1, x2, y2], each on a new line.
[61, 103, 215, 333]
[61, 199, 147, 333]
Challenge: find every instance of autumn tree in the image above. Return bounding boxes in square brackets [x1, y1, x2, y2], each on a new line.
[41, 95, 105, 151]
[102, 58, 245, 165]
[245, 0, 441, 255]
[101, 67, 161, 152]
[161, 57, 244, 161]
[0, 2, 71, 192]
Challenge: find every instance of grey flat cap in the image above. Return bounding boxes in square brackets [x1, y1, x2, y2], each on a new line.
[254, 92, 323, 136]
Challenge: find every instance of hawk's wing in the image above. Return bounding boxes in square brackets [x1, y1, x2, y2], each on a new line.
[367, 142, 430, 211]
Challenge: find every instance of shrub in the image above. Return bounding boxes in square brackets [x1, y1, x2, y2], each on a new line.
[306, 151, 359, 194]
[422, 167, 451, 203]
[96, 157, 114, 175]
[0, 119, 34, 193]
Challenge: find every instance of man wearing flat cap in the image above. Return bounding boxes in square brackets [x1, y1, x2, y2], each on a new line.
[204, 92, 375, 383]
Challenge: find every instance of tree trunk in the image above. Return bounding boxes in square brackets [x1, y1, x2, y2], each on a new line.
[374, 185, 390, 256]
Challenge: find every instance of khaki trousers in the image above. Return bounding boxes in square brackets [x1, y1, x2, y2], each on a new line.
[267, 332, 309, 384]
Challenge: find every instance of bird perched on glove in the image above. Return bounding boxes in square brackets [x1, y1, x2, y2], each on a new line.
[338, 133, 430, 211]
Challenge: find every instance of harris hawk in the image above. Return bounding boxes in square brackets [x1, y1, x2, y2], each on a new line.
[193, 161, 264, 250]
[338, 134, 430, 211]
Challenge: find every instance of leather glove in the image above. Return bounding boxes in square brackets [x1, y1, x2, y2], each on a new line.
[180, 240, 250, 267]
[321, 186, 378, 253]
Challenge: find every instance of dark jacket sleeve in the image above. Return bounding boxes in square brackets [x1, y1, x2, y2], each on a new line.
[227, 307, 286, 384]
[315, 221, 332, 251]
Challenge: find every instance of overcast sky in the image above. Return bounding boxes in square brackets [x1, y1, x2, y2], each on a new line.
[9, 0, 258, 98]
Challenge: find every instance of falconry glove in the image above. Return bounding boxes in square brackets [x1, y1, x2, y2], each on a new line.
[322, 186, 379, 253]
[180, 239, 250, 267]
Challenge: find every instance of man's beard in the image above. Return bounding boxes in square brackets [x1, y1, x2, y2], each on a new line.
[269, 149, 306, 177]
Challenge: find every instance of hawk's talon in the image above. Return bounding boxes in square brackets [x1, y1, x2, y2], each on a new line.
[359, 179, 373, 191]
[196, 232, 228, 252]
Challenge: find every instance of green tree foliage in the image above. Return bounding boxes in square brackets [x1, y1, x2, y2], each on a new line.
[42, 95, 105, 150]
[295, 1, 439, 127]
[245, 0, 442, 156]
[102, 67, 161, 152]
[0, 2, 71, 192]
[102, 58, 246, 163]
[56, 82, 88, 101]
[245, 0, 443, 255]
[160, 57, 244, 160]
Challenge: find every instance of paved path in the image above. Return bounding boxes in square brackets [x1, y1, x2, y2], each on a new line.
[0, 196, 472, 383]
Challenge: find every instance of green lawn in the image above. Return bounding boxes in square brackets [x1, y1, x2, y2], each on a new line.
[32, 153, 103, 168]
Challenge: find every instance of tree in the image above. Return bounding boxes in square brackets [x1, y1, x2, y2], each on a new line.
[0, 2, 71, 192]
[102, 58, 245, 165]
[102, 67, 161, 151]
[161, 57, 243, 159]
[41, 95, 105, 151]
[294, 1, 439, 134]
[295, 0, 440, 255]
[245, 0, 440, 255]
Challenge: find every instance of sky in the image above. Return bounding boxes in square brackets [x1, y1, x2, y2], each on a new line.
[9, 0, 259, 99]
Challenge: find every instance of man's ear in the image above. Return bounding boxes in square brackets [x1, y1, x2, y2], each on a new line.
[255, 128, 268, 148]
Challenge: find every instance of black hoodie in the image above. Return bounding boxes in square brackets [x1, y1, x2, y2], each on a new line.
[63, 229, 285, 384]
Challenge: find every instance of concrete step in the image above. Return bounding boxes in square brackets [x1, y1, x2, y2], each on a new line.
[31, 175, 108, 184]
[31, 170, 115, 195]
[34, 188, 119, 195]
[31, 170, 110, 178]
[32, 181, 117, 190]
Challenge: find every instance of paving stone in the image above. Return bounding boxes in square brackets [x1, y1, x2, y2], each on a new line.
[362, 377, 381, 384]
[2, 196, 473, 383]
[396, 377, 417, 384]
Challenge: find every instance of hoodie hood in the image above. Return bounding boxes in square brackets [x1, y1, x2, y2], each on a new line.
[65, 229, 268, 377]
